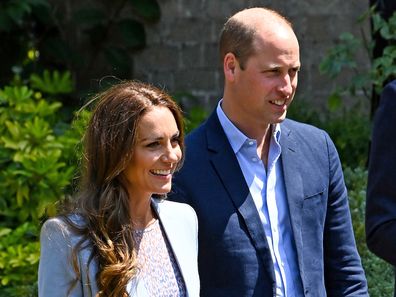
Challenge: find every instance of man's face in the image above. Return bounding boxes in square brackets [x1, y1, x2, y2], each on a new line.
[226, 26, 300, 128]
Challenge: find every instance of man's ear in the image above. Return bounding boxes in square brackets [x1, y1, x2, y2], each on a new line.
[224, 53, 238, 82]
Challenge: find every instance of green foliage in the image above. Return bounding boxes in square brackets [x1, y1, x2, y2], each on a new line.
[320, 32, 361, 79]
[320, 9, 396, 109]
[171, 91, 208, 133]
[184, 107, 208, 134]
[0, 223, 39, 294]
[30, 70, 73, 95]
[371, 11, 396, 94]
[0, 0, 161, 101]
[288, 100, 370, 168]
[344, 167, 394, 297]
[0, 71, 85, 295]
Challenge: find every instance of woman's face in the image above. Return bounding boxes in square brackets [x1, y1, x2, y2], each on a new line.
[123, 106, 182, 200]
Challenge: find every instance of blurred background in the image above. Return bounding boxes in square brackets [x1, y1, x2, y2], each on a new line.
[0, 0, 395, 296]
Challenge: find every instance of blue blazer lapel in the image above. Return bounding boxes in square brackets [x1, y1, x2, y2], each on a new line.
[279, 122, 304, 272]
[205, 112, 275, 280]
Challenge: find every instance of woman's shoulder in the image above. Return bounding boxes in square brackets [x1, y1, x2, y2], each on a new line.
[42, 213, 86, 230]
[40, 214, 87, 246]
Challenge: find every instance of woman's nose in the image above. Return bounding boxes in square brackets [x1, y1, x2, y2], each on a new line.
[161, 145, 181, 163]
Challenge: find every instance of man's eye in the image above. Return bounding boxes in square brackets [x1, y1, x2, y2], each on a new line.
[262, 69, 280, 76]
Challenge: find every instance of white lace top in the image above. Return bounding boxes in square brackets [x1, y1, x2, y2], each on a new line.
[132, 219, 187, 297]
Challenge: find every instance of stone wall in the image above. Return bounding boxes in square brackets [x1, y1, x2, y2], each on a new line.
[133, 0, 370, 111]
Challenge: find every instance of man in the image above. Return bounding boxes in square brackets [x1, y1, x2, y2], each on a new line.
[366, 79, 396, 296]
[169, 7, 368, 297]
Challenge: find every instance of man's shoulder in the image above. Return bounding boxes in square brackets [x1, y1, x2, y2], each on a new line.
[282, 118, 321, 131]
[281, 118, 334, 151]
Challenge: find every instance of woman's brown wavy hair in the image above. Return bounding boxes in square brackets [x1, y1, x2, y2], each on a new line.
[63, 80, 184, 296]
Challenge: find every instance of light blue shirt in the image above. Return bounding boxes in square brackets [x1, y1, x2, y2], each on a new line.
[216, 101, 303, 297]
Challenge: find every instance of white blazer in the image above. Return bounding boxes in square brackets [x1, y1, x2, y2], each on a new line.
[38, 199, 200, 297]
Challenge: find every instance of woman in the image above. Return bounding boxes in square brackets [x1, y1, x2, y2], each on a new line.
[38, 81, 199, 297]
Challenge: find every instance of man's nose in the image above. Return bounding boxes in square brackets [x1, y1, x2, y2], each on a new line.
[278, 74, 294, 97]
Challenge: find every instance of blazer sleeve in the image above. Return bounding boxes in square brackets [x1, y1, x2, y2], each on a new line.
[38, 218, 83, 297]
[322, 132, 368, 296]
[366, 80, 396, 265]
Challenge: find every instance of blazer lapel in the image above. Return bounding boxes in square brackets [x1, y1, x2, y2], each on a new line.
[205, 112, 275, 281]
[279, 122, 304, 273]
[151, 199, 197, 297]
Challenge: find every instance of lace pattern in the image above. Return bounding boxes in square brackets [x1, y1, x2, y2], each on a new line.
[132, 219, 186, 297]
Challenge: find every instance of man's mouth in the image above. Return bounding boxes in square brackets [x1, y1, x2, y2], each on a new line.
[270, 99, 286, 106]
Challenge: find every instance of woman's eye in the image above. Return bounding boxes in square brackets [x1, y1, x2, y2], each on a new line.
[171, 136, 180, 144]
[146, 142, 159, 148]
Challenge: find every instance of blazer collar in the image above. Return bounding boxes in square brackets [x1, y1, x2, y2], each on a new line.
[204, 111, 276, 282]
[151, 199, 197, 297]
[279, 121, 304, 273]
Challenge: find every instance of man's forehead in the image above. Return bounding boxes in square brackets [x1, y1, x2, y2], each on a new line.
[232, 8, 290, 31]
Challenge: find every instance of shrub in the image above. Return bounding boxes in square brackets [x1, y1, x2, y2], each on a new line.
[0, 71, 85, 296]
[344, 167, 394, 297]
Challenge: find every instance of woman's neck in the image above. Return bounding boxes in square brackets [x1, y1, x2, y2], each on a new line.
[129, 196, 156, 229]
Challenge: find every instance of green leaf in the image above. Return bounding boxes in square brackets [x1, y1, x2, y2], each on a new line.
[372, 13, 385, 33]
[327, 92, 342, 111]
[4, 121, 22, 139]
[1, 86, 33, 105]
[30, 70, 73, 95]
[0, 228, 12, 237]
[129, 0, 160, 22]
[1, 275, 9, 285]
[118, 19, 146, 49]
[383, 45, 396, 56]
[16, 185, 29, 207]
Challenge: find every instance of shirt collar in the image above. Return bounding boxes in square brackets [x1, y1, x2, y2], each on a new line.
[216, 100, 246, 154]
[216, 100, 282, 153]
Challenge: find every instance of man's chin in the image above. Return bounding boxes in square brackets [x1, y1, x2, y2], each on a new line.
[271, 113, 287, 124]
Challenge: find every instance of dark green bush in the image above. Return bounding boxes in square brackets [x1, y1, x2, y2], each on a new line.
[344, 167, 394, 297]
[0, 0, 161, 108]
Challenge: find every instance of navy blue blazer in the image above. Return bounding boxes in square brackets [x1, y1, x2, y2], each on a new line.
[366, 80, 396, 292]
[169, 111, 368, 297]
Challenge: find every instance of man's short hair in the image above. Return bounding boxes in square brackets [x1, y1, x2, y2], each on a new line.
[219, 18, 256, 70]
[219, 8, 293, 70]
